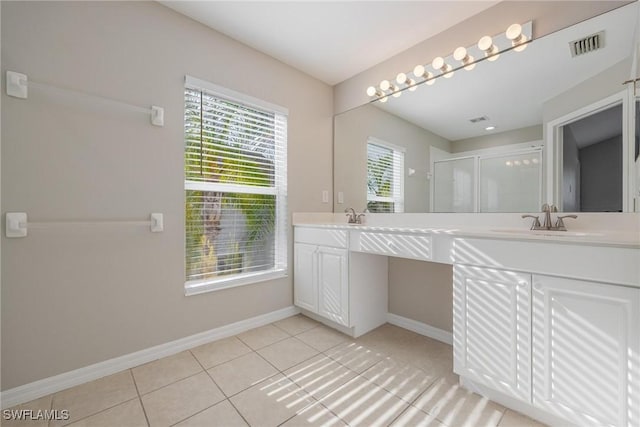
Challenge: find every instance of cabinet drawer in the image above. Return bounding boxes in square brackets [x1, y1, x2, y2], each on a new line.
[295, 227, 348, 248]
[352, 231, 431, 260]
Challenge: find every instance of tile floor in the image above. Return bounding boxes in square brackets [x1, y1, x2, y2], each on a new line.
[4, 315, 546, 427]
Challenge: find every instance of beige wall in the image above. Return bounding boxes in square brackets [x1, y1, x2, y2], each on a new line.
[451, 125, 543, 153]
[1, 1, 333, 390]
[388, 259, 453, 333]
[334, 104, 450, 213]
[543, 58, 631, 124]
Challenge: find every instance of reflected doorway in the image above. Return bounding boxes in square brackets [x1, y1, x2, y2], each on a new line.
[561, 103, 623, 212]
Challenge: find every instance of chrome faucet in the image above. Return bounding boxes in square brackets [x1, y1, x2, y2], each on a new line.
[345, 208, 365, 224]
[521, 204, 577, 231]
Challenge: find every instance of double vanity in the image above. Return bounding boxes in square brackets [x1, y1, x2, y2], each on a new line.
[292, 212, 639, 427]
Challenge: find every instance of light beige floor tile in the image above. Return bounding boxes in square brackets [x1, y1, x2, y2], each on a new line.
[320, 376, 409, 427]
[325, 342, 386, 374]
[50, 370, 138, 426]
[498, 409, 548, 427]
[2, 394, 53, 427]
[132, 351, 202, 395]
[257, 337, 319, 371]
[362, 358, 437, 403]
[284, 354, 358, 400]
[141, 371, 224, 427]
[412, 374, 505, 427]
[190, 336, 253, 369]
[273, 315, 320, 336]
[66, 398, 147, 427]
[296, 326, 349, 352]
[280, 402, 347, 427]
[230, 374, 316, 427]
[207, 352, 279, 397]
[237, 325, 290, 350]
[175, 400, 248, 427]
[389, 405, 446, 427]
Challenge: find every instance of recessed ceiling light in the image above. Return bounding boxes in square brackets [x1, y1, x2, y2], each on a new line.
[485, 126, 496, 131]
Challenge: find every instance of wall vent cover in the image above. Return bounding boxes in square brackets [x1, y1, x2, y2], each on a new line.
[469, 116, 489, 123]
[570, 31, 604, 57]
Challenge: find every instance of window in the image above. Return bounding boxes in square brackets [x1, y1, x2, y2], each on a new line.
[184, 76, 287, 295]
[366, 138, 404, 213]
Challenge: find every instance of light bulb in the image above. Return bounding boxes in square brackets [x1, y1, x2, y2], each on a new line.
[432, 57, 453, 78]
[485, 126, 495, 131]
[505, 161, 513, 167]
[523, 159, 531, 165]
[532, 158, 539, 164]
[392, 90, 402, 98]
[514, 160, 522, 166]
[380, 80, 391, 91]
[413, 64, 425, 78]
[514, 42, 528, 52]
[396, 73, 408, 85]
[379, 96, 388, 103]
[454, 47, 475, 71]
[506, 23, 523, 41]
[432, 56, 444, 70]
[506, 23, 528, 51]
[366, 86, 378, 97]
[453, 47, 467, 61]
[425, 72, 435, 85]
[478, 36, 500, 61]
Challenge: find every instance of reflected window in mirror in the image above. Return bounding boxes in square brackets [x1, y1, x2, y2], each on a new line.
[367, 138, 405, 213]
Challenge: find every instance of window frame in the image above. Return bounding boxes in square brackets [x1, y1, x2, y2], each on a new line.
[184, 75, 288, 296]
[366, 137, 405, 213]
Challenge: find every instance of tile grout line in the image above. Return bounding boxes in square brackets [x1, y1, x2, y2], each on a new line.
[54, 397, 141, 427]
[130, 368, 152, 427]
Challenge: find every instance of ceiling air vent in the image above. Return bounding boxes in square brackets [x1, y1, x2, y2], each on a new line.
[469, 116, 489, 123]
[570, 31, 604, 57]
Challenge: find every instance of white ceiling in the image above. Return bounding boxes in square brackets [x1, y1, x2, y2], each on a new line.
[160, 1, 497, 85]
[374, 2, 636, 141]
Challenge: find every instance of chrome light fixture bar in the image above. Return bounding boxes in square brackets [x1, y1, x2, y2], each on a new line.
[366, 21, 532, 102]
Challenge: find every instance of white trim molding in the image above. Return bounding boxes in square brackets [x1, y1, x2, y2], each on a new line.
[1, 306, 300, 409]
[387, 313, 453, 345]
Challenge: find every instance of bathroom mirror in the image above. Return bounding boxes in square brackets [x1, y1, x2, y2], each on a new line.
[334, 2, 638, 213]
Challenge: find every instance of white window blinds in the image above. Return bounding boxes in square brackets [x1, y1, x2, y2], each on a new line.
[367, 138, 404, 213]
[184, 77, 287, 293]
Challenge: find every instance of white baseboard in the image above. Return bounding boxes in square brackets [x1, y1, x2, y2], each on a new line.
[1, 305, 300, 409]
[387, 313, 453, 345]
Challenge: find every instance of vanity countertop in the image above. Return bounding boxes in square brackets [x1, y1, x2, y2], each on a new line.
[293, 222, 640, 249]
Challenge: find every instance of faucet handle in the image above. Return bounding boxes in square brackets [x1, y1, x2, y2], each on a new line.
[521, 214, 541, 230]
[555, 214, 577, 231]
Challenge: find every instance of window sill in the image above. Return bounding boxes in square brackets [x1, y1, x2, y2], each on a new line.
[184, 269, 288, 296]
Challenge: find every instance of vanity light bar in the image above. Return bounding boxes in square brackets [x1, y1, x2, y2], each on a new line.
[366, 21, 533, 102]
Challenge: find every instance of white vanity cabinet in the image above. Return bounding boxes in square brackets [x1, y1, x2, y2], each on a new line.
[453, 265, 532, 403]
[531, 275, 640, 427]
[294, 228, 349, 326]
[453, 237, 640, 426]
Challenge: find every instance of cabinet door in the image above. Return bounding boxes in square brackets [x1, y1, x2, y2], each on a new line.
[532, 276, 640, 427]
[453, 265, 531, 402]
[294, 243, 318, 313]
[317, 247, 349, 327]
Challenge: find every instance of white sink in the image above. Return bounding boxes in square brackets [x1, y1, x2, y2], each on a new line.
[490, 229, 604, 237]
